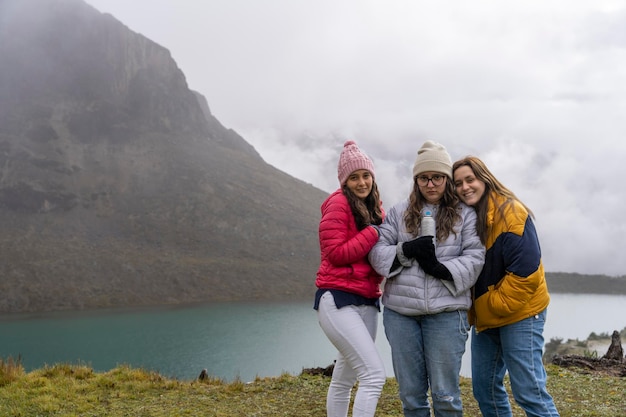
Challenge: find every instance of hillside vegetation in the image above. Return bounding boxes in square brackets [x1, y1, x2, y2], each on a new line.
[0, 361, 624, 417]
[546, 272, 626, 295]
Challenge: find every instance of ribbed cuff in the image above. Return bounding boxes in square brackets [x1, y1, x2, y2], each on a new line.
[396, 243, 413, 267]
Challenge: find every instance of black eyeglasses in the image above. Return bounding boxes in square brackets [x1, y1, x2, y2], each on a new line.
[416, 174, 445, 186]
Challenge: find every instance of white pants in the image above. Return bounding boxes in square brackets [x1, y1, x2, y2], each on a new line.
[317, 291, 386, 417]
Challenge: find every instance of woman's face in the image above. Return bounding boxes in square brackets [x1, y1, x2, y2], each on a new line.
[453, 165, 486, 207]
[416, 171, 447, 204]
[345, 169, 373, 200]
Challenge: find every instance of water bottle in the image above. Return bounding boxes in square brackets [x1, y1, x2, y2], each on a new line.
[421, 210, 435, 245]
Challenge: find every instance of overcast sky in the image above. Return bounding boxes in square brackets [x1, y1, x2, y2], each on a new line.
[86, 0, 625, 277]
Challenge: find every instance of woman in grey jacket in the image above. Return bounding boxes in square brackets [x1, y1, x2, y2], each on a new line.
[369, 141, 484, 417]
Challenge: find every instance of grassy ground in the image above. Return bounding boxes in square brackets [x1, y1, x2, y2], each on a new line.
[0, 359, 624, 416]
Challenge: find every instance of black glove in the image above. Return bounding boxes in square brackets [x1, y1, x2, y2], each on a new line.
[412, 236, 453, 281]
[402, 236, 433, 259]
[402, 236, 435, 259]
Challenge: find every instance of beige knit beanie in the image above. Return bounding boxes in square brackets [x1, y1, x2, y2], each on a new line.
[412, 140, 453, 178]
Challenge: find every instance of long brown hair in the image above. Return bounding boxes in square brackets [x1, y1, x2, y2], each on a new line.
[452, 156, 534, 245]
[343, 181, 384, 230]
[403, 177, 460, 241]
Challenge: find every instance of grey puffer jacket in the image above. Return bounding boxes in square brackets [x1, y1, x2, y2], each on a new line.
[369, 200, 485, 316]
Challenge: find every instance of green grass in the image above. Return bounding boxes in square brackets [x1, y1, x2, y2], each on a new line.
[0, 359, 624, 416]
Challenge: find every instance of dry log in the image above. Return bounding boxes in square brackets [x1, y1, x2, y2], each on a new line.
[301, 361, 335, 377]
[551, 330, 626, 377]
[602, 330, 624, 362]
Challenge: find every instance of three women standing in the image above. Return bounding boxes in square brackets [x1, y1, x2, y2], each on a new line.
[314, 141, 560, 417]
[453, 156, 560, 417]
[314, 141, 386, 417]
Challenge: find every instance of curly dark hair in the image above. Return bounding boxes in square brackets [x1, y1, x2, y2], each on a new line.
[342, 181, 384, 230]
[403, 177, 461, 242]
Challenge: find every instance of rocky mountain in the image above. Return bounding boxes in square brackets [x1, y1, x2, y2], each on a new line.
[0, 0, 329, 313]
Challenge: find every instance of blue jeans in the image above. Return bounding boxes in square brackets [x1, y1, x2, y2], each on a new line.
[383, 307, 469, 417]
[471, 309, 560, 417]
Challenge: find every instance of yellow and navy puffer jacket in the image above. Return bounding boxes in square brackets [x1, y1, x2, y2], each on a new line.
[471, 192, 550, 332]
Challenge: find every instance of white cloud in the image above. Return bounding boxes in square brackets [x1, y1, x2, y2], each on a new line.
[87, 0, 626, 276]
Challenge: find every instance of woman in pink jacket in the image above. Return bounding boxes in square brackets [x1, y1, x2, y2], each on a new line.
[314, 140, 386, 417]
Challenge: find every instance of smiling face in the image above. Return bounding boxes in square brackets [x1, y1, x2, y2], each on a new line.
[345, 169, 373, 200]
[453, 165, 486, 207]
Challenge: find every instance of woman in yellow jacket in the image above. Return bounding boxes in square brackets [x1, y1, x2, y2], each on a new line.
[453, 156, 559, 417]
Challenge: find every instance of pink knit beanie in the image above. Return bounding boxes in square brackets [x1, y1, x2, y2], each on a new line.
[337, 140, 375, 186]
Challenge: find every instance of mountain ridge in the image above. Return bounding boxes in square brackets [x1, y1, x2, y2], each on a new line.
[0, 0, 328, 313]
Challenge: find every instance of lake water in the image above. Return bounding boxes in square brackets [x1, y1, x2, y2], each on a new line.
[1, 294, 624, 382]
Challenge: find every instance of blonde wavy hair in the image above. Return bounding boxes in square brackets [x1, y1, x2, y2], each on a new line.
[452, 156, 534, 245]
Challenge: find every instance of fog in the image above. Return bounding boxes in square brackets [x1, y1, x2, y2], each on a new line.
[86, 0, 626, 276]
